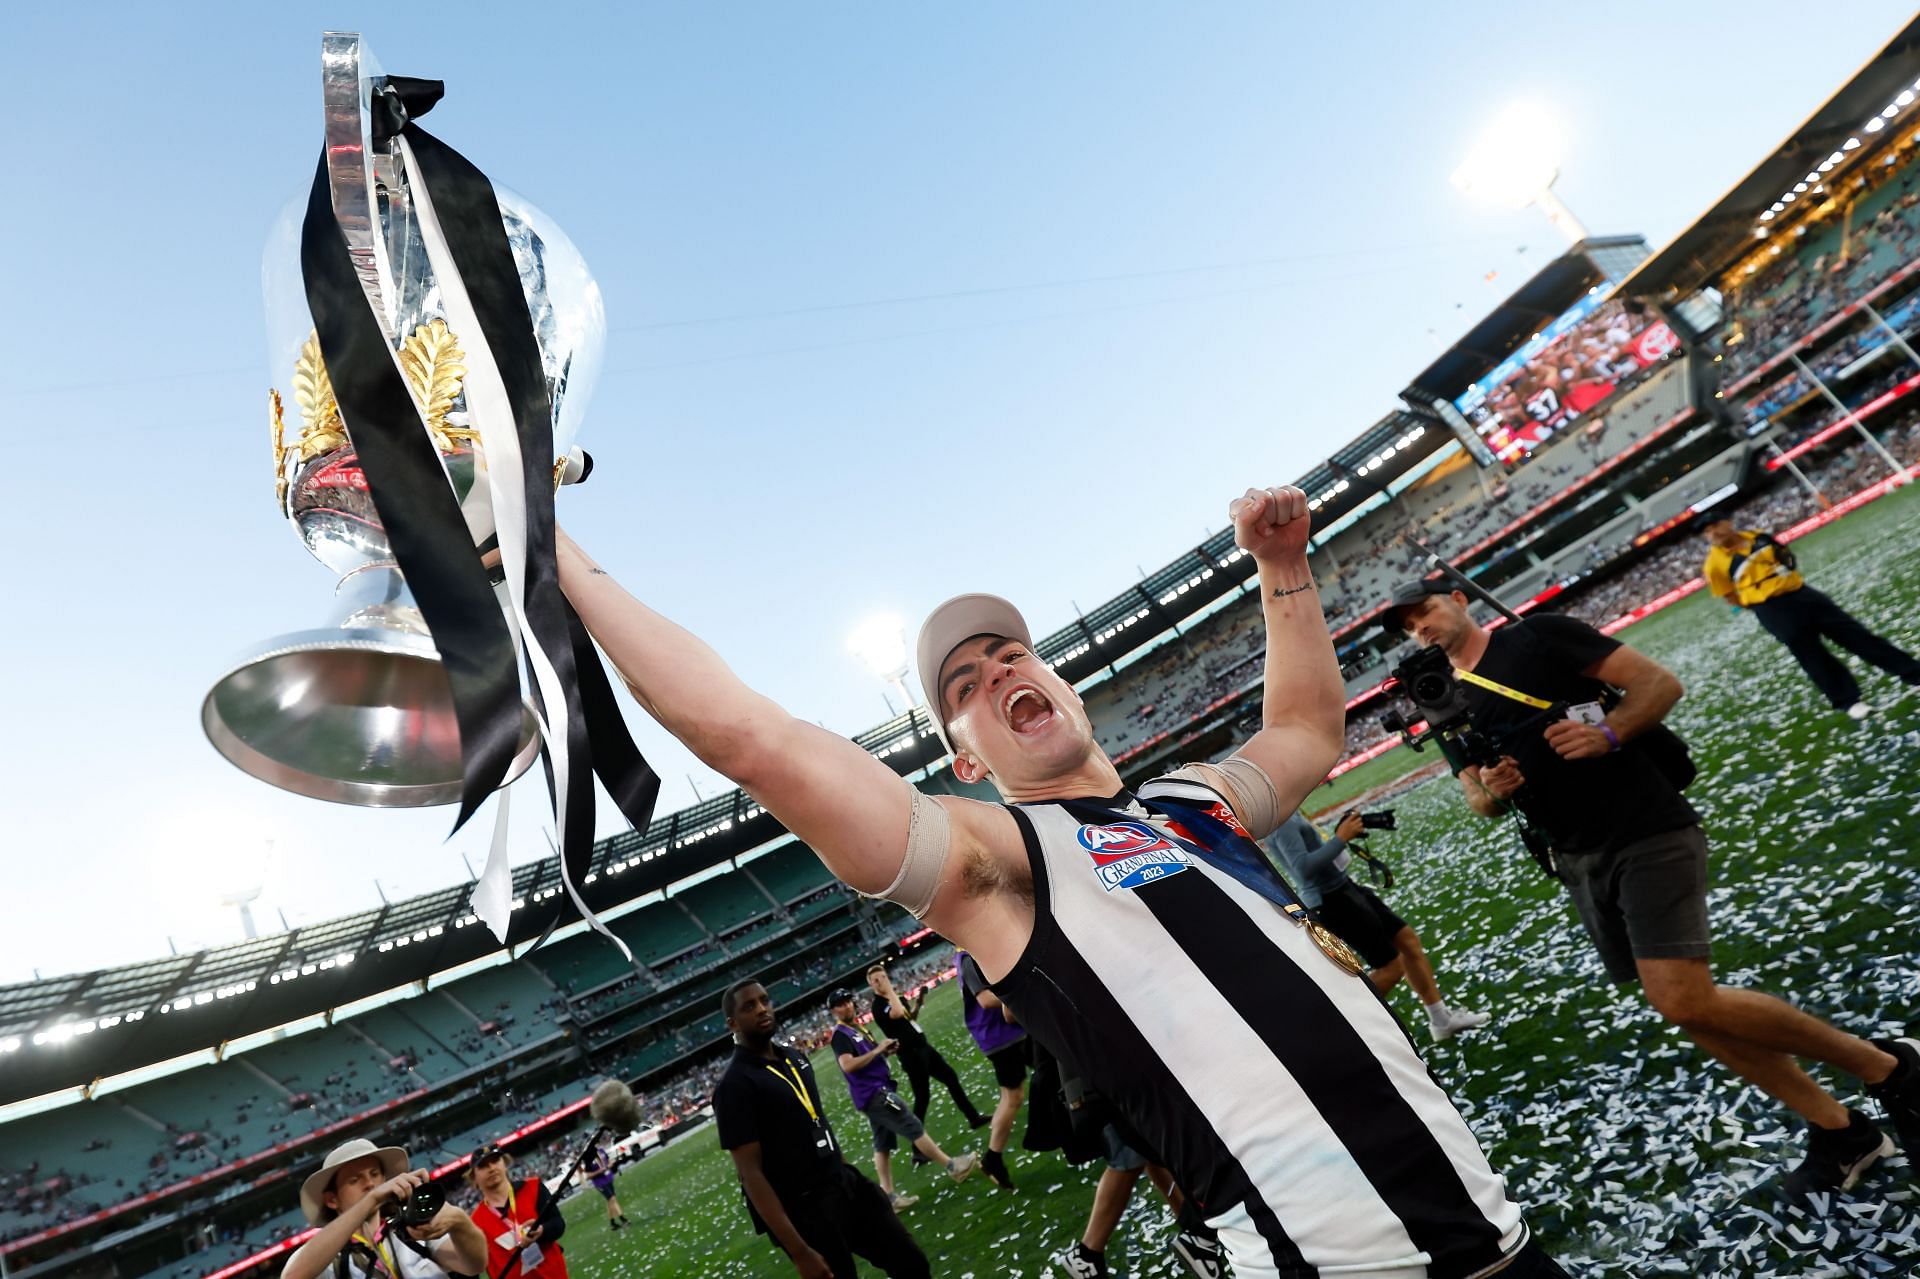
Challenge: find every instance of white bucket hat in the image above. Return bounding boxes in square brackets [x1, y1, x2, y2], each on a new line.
[299, 1138, 409, 1225]
[915, 593, 1033, 754]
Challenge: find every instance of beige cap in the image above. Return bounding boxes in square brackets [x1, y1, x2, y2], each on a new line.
[298, 1138, 408, 1225]
[915, 593, 1033, 753]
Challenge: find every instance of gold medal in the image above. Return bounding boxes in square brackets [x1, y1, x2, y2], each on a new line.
[1282, 903, 1367, 977]
[1306, 918, 1369, 977]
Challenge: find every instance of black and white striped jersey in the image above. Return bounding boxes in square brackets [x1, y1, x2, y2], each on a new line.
[991, 776, 1527, 1279]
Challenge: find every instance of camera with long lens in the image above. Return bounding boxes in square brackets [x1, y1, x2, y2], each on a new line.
[380, 1183, 445, 1229]
[1378, 646, 1508, 768]
[1379, 647, 1569, 879]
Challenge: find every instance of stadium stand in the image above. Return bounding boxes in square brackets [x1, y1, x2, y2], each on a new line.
[747, 842, 837, 906]
[1721, 147, 1920, 381]
[671, 870, 775, 940]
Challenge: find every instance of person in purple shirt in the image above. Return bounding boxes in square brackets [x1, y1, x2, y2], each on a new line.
[956, 949, 1029, 1189]
[827, 990, 980, 1211]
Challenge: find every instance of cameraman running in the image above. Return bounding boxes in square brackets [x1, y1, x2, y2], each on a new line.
[1386, 579, 1920, 1196]
[1263, 810, 1491, 1043]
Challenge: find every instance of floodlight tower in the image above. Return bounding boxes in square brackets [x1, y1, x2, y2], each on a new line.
[1450, 104, 1590, 246]
[847, 613, 917, 714]
[220, 885, 264, 940]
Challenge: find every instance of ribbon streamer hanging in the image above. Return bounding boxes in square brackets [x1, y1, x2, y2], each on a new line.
[301, 77, 660, 951]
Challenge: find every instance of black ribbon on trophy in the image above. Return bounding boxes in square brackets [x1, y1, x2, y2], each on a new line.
[203, 36, 656, 958]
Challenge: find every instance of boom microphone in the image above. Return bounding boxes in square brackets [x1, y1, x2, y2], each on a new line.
[589, 1078, 641, 1136]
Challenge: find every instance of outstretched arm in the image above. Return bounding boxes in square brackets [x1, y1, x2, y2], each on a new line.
[555, 532, 1014, 940]
[1226, 487, 1347, 816]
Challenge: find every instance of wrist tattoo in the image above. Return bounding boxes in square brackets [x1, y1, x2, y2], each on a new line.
[588, 567, 609, 576]
[1270, 581, 1313, 598]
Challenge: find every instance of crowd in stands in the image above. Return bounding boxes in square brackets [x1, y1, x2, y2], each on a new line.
[1083, 411, 1917, 771]
[1083, 373, 1688, 762]
[1312, 364, 1693, 632]
[1556, 415, 1920, 630]
[1721, 159, 1920, 382]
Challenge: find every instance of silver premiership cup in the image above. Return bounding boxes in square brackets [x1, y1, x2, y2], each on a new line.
[202, 33, 605, 808]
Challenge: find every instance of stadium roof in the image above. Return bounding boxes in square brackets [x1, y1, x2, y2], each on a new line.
[1620, 14, 1920, 300]
[1294, 409, 1445, 524]
[1403, 235, 1649, 404]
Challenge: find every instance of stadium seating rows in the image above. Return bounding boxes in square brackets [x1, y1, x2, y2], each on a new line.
[1080, 360, 1695, 762]
[1722, 149, 1920, 381]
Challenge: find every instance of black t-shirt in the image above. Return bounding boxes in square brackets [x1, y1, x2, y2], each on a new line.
[1446, 615, 1698, 856]
[713, 1042, 843, 1233]
[869, 991, 930, 1059]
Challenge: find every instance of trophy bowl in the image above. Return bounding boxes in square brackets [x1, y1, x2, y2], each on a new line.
[201, 33, 603, 808]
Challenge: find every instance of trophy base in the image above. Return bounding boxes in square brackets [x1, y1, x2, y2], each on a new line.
[203, 627, 541, 808]
[202, 564, 541, 808]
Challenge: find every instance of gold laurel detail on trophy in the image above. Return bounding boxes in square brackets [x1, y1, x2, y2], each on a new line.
[269, 388, 289, 508]
[290, 332, 350, 461]
[397, 319, 473, 453]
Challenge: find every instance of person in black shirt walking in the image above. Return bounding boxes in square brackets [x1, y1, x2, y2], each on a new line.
[1387, 580, 1920, 1198]
[713, 980, 930, 1279]
[867, 961, 989, 1135]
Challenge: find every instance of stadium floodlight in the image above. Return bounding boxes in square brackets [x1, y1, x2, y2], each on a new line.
[1450, 103, 1590, 246]
[848, 612, 918, 713]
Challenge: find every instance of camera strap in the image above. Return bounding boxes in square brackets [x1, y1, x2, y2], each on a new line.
[1454, 669, 1554, 710]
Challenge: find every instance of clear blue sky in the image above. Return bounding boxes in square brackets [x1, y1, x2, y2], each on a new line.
[2, 1, 1906, 983]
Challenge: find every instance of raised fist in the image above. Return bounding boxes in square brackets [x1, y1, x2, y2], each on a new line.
[1230, 486, 1312, 564]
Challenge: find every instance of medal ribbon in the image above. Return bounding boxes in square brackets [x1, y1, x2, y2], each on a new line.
[1060, 794, 1365, 976]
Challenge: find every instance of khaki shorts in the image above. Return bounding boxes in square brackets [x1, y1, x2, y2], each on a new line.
[1559, 825, 1712, 984]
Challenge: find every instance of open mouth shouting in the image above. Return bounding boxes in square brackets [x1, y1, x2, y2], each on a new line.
[1003, 685, 1057, 735]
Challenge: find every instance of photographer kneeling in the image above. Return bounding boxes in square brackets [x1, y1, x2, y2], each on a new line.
[1385, 579, 1920, 1197]
[1263, 808, 1491, 1043]
[284, 1139, 488, 1279]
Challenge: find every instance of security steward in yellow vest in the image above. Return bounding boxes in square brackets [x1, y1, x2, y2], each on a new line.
[1702, 519, 1920, 716]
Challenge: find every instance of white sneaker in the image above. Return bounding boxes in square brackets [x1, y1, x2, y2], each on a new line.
[1847, 702, 1874, 721]
[889, 1190, 919, 1212]
[946, 1152, 980, 1183]
[1052, 1243, 1108, 1278]
[1431, 1008, 1491, 1042]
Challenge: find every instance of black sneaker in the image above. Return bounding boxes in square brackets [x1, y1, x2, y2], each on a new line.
[981, 1148, 1014, 1189]
[1051, 1242, 1107, 1278]
[910, 1149, 931, 1167]
[1784, 1109, 1892, 1196]
[1868, 1036, 1920, 1154]
[1170, 1228, 1226, 1279]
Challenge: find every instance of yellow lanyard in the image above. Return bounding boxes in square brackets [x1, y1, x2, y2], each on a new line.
[486, 1190, 520, 1236]
[1455, 668, 1554, 709]
[351, 1231, 398, 1278]
[765, 1057, 819, 1124]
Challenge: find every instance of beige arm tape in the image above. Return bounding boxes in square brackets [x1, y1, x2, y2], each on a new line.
[1167, 756, 1285, 841]
[861, 789, 951, 920]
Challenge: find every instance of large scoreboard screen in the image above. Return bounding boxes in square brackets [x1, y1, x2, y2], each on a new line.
[1454, 295, 1680, 463]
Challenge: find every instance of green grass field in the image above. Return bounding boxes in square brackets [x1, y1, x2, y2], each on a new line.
[551, 481, 1920, 1277]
